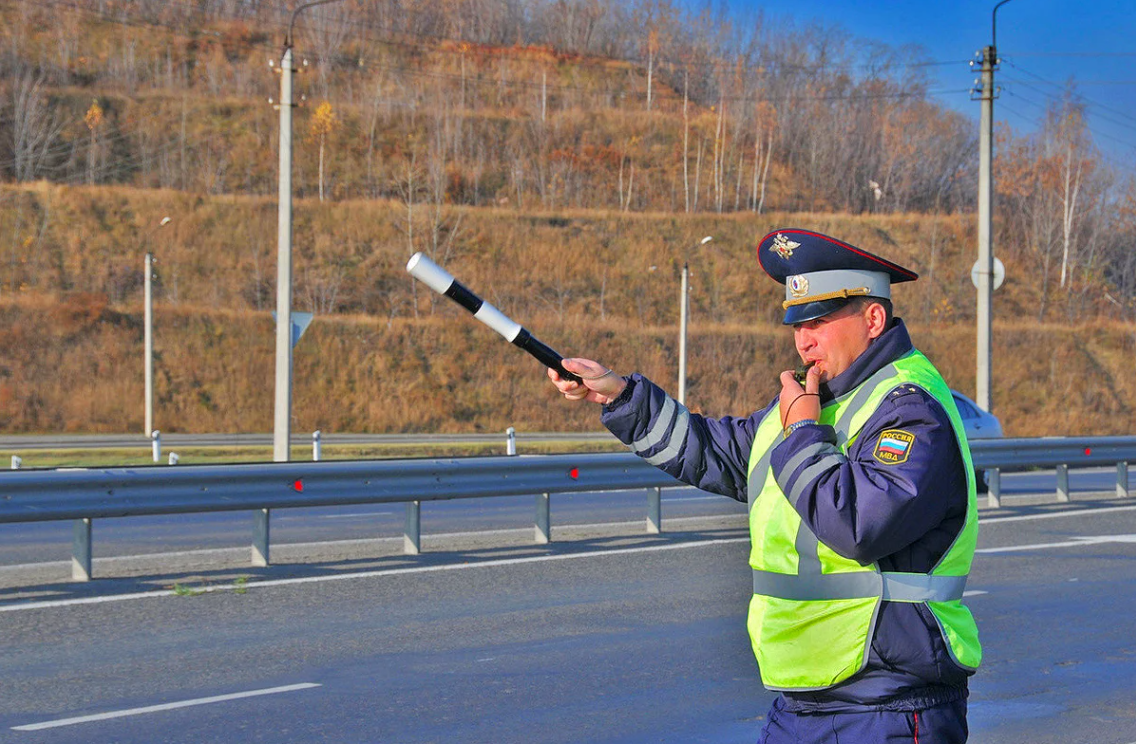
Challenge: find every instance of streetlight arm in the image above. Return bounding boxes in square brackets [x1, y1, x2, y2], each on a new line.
[991, 0, 1015, 51]
[287, 0, 345, 48]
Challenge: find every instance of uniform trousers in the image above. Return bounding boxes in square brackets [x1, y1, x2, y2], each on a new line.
[757, 695, 968, 744]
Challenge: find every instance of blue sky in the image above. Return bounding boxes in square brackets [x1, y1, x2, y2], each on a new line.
[733, 0, 1136, 166]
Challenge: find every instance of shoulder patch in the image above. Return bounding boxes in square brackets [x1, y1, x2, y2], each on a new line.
[873, 429, 915, 465]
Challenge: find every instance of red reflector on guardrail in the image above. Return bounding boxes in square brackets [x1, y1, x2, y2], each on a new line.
[1085, 448, 1092, 456]
[294, 479, 304, 492]
[569, 468, 579, 480]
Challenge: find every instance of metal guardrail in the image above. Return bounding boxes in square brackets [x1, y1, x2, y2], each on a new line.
[0, 438, 1131, 582]
[970, 436, 1135, 509]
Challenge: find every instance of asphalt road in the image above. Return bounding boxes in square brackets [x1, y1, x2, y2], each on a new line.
[1, 476, 1135, 743]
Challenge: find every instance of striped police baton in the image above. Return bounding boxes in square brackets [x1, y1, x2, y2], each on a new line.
[405, 252, 583, 384]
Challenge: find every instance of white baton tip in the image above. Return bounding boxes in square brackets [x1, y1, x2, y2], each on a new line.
[406, 252, 455, 295]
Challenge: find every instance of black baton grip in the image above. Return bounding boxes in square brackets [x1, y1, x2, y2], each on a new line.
[513, 329, 583, 384]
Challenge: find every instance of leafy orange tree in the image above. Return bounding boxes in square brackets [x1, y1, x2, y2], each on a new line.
[83, 99, 103, 185]
[307, 101, 340, 203]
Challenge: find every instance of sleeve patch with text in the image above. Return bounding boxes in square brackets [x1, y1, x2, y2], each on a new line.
[873, 429, 915, 464]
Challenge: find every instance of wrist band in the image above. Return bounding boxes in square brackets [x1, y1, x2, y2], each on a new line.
[785, 418, 818, 436]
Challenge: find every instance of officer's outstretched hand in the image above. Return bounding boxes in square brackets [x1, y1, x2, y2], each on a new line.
[548, 358, 627, 406]
[778, 364, 822, 430]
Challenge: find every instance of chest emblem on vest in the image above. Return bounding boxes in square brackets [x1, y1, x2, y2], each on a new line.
[873, 429, 915, 464]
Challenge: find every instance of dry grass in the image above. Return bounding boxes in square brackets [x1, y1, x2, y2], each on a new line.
[2, 293, 1134, 437]
[1, 185, 1133, 438]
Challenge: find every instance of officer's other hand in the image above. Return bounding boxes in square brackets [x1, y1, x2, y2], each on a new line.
[778, 364, 821, 429]
[548, 358, 626, 406]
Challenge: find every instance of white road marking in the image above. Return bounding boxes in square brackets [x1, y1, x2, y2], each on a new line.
[976, 534, 1136, 554]
[0, 538, 749, 613]
[11, 683, 321, 731]
[980, 503, 1136, 524]
[963, 590, 988, 597]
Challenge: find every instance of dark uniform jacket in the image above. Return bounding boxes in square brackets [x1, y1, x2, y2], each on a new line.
[599, 319, 973, 712]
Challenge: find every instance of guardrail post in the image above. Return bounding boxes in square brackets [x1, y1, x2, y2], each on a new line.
[10, 455, 20, 470]
[506, 427, 517, 456]
[404, 501, 421, 555]
[535, 492, 550, 544]
[1119, 462, 1129, 499]
[986, 469, 1001, 509]
[647, 487, 662, 534]
[151, 430, 161, 463]
[312, 430, 321, 461]
[72, 518, 92, 581]
[1056, 464, 1070, 502]
[252, 509, 270, 566]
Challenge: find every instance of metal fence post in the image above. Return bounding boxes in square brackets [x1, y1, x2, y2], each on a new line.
[506, 427, 517, 456]
[1056, 464, 1070, 502]
[72, 518, 92, 581]
[647, 487, 662, 534]
[313, 430, 321, 461]
[252, 509, 270, 566]
[10, 455, 20, 470]
[535, 492, 550, 544]
[1119, 462, 1129, 499]
[986, 469, 1001, 509]
[151, 429, 161, 463]
[404, 501, 421, 555]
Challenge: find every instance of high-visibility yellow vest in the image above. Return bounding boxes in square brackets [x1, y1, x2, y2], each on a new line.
[745, 349, 981, 691]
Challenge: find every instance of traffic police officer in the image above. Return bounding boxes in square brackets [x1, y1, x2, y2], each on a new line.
[548, 228, 981, 743]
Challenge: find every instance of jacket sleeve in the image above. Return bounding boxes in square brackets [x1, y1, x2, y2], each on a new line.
[768, 384, 968, 565]
[600, 374, 768, 503]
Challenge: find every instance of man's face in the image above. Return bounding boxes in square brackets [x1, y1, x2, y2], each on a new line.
[792, 302, 878, 383]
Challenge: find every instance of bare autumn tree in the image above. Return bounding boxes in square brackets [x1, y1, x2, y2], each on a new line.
[544, 0, 606, 53]
[750, 100, 775, 213]
[304, 0, 353, 99]
[8, 72, 66, 182]
[1042, 93, 1096, 290]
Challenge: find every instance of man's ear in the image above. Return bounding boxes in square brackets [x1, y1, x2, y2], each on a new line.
[865, 301, 888, 339]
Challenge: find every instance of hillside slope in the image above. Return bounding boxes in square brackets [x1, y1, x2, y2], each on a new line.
[1, 186, 1132, 438]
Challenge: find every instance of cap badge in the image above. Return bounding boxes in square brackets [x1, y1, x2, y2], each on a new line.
[788, 275, 809, 298]
[771, 233, 801, 258]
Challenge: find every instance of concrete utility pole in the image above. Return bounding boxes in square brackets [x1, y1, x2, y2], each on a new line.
[262, 0, 342, 568]
[143, 216, 171, 435]
[975, 44, 995, 414]
[973, 0, 1013, 414]
[145, 251, 155, 434]
[272, 0, 341, 464]
[677, 236, 713, 405]
[272, 41, 295, 464]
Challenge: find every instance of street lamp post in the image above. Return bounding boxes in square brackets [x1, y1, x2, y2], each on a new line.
[273, 0, 343, 465]
[143, 216, 171, 436]
[261, 0, 344, 568]
[678, 236, 713, 405]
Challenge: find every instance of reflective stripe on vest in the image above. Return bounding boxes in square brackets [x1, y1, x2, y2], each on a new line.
[752, 570, 967, 602]
[743, 350, 981, 691]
